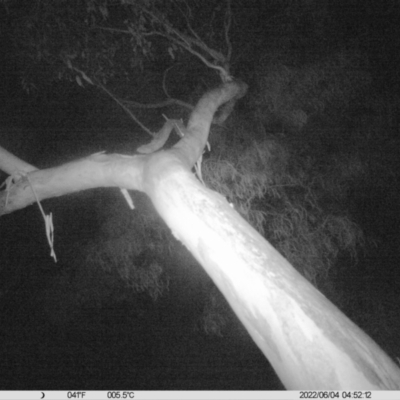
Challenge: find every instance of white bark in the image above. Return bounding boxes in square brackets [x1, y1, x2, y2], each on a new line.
[143, 150, 400, 389]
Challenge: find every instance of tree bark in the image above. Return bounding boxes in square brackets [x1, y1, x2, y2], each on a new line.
[143, 151, 400, 389]
[1, 81, 399, 389]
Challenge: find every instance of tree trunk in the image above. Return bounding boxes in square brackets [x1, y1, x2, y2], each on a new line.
[143, 149, 400, 390]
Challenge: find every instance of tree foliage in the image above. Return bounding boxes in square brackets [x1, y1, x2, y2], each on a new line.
[10, 0, 232, 92]
[252, 50, 371, 133]
[204, 121, 365, 287]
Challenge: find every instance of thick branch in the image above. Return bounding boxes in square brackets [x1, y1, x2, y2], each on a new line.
[172, 81, 248, 167]
[137, 118, 183, 154]
[0, 153, 146, 215]
[0, 81, 245, 215]
[0, 146, 37, 176]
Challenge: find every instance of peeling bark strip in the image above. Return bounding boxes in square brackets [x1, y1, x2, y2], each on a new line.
[1, 82, 400, 389]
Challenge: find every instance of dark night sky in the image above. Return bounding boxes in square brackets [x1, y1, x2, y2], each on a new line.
[0, 0, 399, 391]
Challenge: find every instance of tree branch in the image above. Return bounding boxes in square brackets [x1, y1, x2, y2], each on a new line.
[124, 98, 193, 111]
[172, 80, 248, 167]
[95, 80, 155, 137]
[140, 4, 231, 81]
[0, 152, 146, 216]
[0, 146, 37, 176]
[224, 0, 233, 63]
[0, 81, 246, 215]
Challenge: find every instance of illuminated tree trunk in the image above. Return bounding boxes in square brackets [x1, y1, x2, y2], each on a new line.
[144, 150, 400, 389]
[1, 81, 400, 389]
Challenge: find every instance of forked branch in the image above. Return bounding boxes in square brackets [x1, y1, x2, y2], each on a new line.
[139, 0, 233, 81]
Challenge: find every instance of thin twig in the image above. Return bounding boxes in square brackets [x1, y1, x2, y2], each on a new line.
[96, 81, 154, 137]
[125, 98, 193, 111]
[224, 0, 232, 62]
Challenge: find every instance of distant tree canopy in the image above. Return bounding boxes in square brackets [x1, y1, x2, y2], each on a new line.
[9, 1, 233, 98]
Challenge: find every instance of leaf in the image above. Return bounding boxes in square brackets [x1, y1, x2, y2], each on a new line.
[167, 47, 175, 60]
[99, 5, 109, 19]
[76, 75, 83, 87]
[81, 71, 93, 85]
